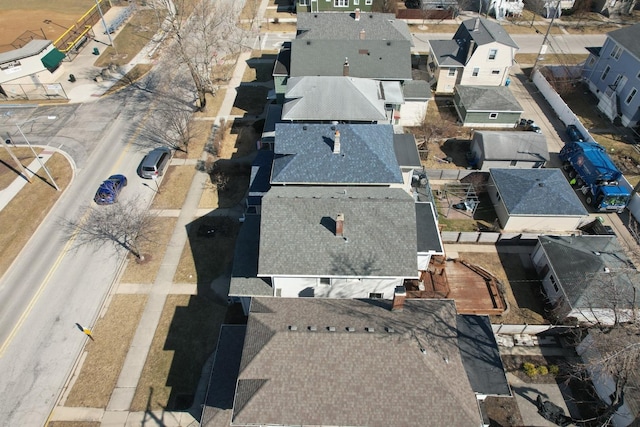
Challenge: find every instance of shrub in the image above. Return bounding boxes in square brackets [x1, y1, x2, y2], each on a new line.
[523, 362, 538, 377]
[538, 365, 549, 376]
[549, 365, 560, 376]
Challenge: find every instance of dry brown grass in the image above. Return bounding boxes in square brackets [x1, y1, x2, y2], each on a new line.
[0, 152, 71, 277]
[408, 23, 460, 33]
[103, 64, 153, 96]
[0, 146, 34, 189]
[151, 166, 196, 210]
[515, 53, 589, 66]
[261, 21, 296, 32]
[184, 120, 212, 160]
[193, 88, 227, 119]
[242, 59, 276, 83]
[119, 217, 177, 284]
[49, 422, 101, 427]
[130, 295, 228, 411]
[231, 86, 270, 116]
[64, 294, 147, 408]
[94, 10, 163, 68]
[198, 182, 219, 209]
[239, 0, 260, 21]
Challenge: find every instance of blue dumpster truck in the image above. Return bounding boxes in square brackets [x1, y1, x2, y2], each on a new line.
[559, 141, 630, 213]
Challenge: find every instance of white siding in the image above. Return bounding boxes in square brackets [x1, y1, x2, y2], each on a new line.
[273, 276, 402, 299]
[399, 101, 428, 126]
[479, 160, 540, 170]
[460, 42, 514, 87]
[417, 254, 431, 270]
[0, 44, 63, 85]
[435, 68, 459, 94]
[501, 215, 584, 232]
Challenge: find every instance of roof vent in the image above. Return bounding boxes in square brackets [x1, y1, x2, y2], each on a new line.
[366, 327, 375, 333]
[303, 125, 307, 130]
[308, 325, 317, 331]
[593, 251, 601, 256]
[306, 40, 311, 45]
[386, 41, 391, 46]
[327, 326, 336, 332]
[346, 326, 355, 332]
[386, 327, 395, 333]
[289, 325, 298, 331]
[604, 267, 611, 273]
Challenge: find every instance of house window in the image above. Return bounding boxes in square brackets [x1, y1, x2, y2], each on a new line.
[365, 0, 372, 4]
[491, 69, 500, 75]
[613, 74, 622, 87]
[369, 293, 383, 299]
[299, 0, 309, 4]
[489, 112, 499, 119]
[601, 65, 610, 80]
[588, 57, 596, 67]
[472, 67, 479, 76]
[510, 160, 517, 166]
[354, 0, 359, 3]
[610, 44, 622, 59]
[626, 88, 637, 104]
[448, 68, 456, 77]
[488, 49, 498, 60]
[334, 0, 348, 6]
[319, 277, 331, 285]
[550, 275, 558, 292]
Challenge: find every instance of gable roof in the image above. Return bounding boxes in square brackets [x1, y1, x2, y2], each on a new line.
[429, 39, 467, 67]
[272, 123, 403, 185]
[290, 39, 412, 80]
[456, 314, 511, 397]
[258, 186, 418, 277]
[455, 17, 518, 49]
[538, 235, 639, 310]
[296, 12, 413, 45]
[491, 168, 588, 216]
[473, 131, 549, 162]
[403, 79, 433, 100]
[393, 133, 421, 167]
[456, 85, 523, 112]
[282, 76, 389, 122]
[233, 298, 482, 427]
[607, 22, 640, 61]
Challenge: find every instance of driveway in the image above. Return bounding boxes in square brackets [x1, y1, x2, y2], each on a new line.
[508, 373, 574, 427]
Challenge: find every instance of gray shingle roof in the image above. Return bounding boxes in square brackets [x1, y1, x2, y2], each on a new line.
[473, 131, 549, 162]
[429, 39, 466, 67]
[232, 298, 482, 427]
[455, 17, 519, 49]
[416, 202, 444, 254]
[272, 123, 403, 185]
[0, 40, 51, 65]
[538, 235, 639, 310]
[457, 314, 511, 397]
[402, 79, 433, 100]
[491, 168, 588, 216]
[607, 22, 640, 61]
[282, 76, 388, 122]
[230, 216, 273, 297]
[393, 133, 421, 167]
[290, 39, 412, 80]
[297, 12, 413, 45]
[258, 186, 418, 277]
[456, 85, 523, 112]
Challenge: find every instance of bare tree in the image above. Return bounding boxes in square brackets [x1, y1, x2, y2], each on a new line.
[140, 102, 200, 153]
[162, 0, 246, 111]
[60, 199, 158, 262]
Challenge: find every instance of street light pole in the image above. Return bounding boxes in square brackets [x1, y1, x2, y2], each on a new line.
[15, 116, 60, 191]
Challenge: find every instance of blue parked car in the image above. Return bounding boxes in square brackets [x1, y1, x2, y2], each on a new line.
[566, 124, 585, 142]
[94, 174, 127, 205]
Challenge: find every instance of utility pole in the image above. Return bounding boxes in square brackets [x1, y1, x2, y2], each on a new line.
[531, 0, 561, 79]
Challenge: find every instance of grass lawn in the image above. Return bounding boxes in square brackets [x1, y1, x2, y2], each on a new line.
[151, 166, 196, 210]
[193, 87, 227, 119]
[94, 9, 164, 67]
[119, 217, 177, 284]
[129, 295, 228, 411]
[63, 294, 148, 408]
[261, 21, 296, 32]
[515, 53, 589, 66]
[0, 151, 72, 277]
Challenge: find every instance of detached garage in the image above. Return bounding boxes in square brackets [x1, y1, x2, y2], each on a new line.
[454, 85, 523, 128]
[469, 131, 549, 170]
[488, 168, 588, 232]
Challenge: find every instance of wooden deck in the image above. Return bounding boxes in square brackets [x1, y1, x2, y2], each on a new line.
[405, 256, 507, 315]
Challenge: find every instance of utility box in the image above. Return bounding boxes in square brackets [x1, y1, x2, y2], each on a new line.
[92, 47, 99, 55]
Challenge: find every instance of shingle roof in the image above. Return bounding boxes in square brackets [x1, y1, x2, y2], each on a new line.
[290, 39, 412, 80]
[428, 39, 466, 67]
[296, 12, 413, 45]
[607, 22, 640, 61]
[538, 235, 639, 310]
[491, 168, 588, 216]
[0, 40, 51, 65]
[272, 123, 403, 185]
[282, 76, 388, 122]
[232, 298, 482, 427]
[248, 150, 273, 197]
[402, 79, 433, 100]
[230, 216, 273, 297]
[457, 314, 511, 397]
[416, 202, 444, 254]
[258, 186, 418, 277]
[473, 131, 549, 162]
[456, 85, 523, 112]
[393, 133, 421, 167]
[456, 17, 518, 49]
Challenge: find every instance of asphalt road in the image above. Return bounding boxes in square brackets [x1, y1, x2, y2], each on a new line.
[258, 31, 606, 54]
[0, 89, 157, 426]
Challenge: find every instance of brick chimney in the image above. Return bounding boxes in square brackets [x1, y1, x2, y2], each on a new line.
[343, 57, 349, 76]
[333, 130, 341, 154]
[336, 213, 344, 237]
[355, 8, 361, 21]
[391, 286, 406, 311]
[359, 29, 366, 40]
